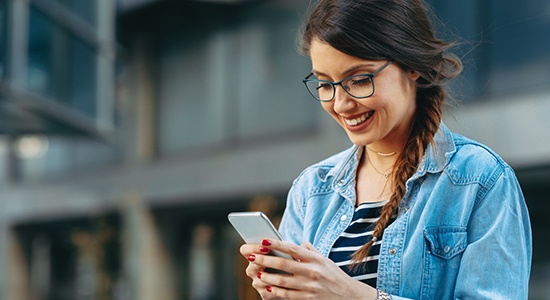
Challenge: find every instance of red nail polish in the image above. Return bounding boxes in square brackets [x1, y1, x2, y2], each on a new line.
[259, 246, 270, 253]
[248, 254, 256, 262]
[266, 286, 272, 293]
[257, 272, 262, 279]
[262, 239, 272, 246]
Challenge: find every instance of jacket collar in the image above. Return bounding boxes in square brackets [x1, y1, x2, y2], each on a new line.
[415, 122, 457, 177]
[327, 145, 362, 201]
[327, 122, 457, 188]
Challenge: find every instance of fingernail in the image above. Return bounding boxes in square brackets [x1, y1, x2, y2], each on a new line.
[259, 246, 270, 253]
[262, 239, 272, 246]
[247, 254, 256, 262]
[257, 272, 262, 279]
[266, 286, 272, 293]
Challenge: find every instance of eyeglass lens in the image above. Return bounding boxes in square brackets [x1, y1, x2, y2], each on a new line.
[304, 75, 374, 101]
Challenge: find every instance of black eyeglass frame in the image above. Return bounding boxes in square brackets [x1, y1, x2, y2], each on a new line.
[302, 60, 394, 102]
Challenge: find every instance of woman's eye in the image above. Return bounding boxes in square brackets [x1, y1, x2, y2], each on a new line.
[317, 83, 332, 90]
[351, 76, 372, 86]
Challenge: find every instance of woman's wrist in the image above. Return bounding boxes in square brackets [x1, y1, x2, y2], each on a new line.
[376, 289, 392, 300]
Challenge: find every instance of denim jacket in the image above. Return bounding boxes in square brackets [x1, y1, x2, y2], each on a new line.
[279, 123, 532, 299]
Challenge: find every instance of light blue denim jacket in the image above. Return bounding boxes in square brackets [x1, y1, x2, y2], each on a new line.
[279, 123, 532, 299]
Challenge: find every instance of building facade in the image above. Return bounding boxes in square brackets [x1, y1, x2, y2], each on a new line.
[0, 0, 549, 299]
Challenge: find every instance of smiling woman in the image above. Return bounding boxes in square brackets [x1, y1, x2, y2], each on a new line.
[238, 0, 532, 299]
[309, 42, 418, 150]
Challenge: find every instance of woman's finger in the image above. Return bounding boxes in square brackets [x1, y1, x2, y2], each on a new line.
[248, 264, 284, 300]
[301, 241, 321, 254]
[240, 243, 272, 258]
[245, 259, 263, 278]
[263, 239, 321, 264]
[264, 284, 311, 300]
[258, 269, 301, 290]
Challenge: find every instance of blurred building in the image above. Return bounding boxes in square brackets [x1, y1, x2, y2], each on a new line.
[0, 0, 548, 299]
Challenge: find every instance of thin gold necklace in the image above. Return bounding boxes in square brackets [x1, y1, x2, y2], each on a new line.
[367, 147, 397, 157]
[368, 156, 392, 178]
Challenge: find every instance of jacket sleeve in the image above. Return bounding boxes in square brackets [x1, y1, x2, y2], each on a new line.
[278, 178, 305, 246]
[454, 166, 532, 299]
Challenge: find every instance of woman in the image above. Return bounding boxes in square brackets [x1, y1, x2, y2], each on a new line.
[240, 0, 532, 299]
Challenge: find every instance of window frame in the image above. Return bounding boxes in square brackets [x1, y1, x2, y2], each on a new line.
[1, 0, 115, 137]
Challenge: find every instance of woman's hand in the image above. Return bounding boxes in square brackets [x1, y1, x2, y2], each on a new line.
[240, 241, 284, 300]
[240, 239, 378, 300]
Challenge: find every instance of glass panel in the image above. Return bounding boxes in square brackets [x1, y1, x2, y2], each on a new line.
[0, 0, 6, 79]
[16, 216, 121, 300]
[54, 0, 96, 25]
[430, 0, 550, 99]
[30, 236, 52, 298]
[189, 224, 215, 300]
[236, 3, 315, 139]
[68, 37, 97, 118]
[158, 28, 226, 153]
[0, 136, 9, 183]
[429, 0, 483, 101]
[157, 1, 315, 154]
[487, 0, 550, 94]
[18, 136, 118, 181]
[27, 8, 54, 95]
[27, 7, 97, 118]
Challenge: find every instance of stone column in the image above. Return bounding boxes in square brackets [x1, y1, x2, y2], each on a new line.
[121, 192, 177, 300]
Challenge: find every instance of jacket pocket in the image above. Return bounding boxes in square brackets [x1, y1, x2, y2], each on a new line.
[421, 226, 467, 299]
[424, 226, 467, 259]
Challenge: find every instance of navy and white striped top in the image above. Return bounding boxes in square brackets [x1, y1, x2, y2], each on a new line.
[328, 200, 387, 288]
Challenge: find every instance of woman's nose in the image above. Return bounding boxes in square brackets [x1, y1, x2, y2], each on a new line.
[333, 84, 356, 113]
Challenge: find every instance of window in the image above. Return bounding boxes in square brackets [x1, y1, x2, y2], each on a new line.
[153, 194, 286, 299]
[0, 0, 117, 182]
[158, 27, 228, 152]
[27, 7, 97, 118]
[53, 0, 96, 26]
[0, 0, 6, 79]
[430, 0, 550, 101]
[486, 0, 550, 94]
[235, 6, 316, 139]
[156, 1, 315, 154]
[14, 215, 122, 300]
[0, 0, 115, 136]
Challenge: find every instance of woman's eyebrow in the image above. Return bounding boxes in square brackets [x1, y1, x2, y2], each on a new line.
[311, 63, 379, 78]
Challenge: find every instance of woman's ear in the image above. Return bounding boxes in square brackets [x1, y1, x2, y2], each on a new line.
[408, 70, 421, 82]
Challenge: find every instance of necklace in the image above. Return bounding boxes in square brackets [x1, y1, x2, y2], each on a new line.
[367, 147, 397, 157]
[368, 156, 393, 178]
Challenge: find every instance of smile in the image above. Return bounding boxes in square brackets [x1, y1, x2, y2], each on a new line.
[344, 111, 374, 126]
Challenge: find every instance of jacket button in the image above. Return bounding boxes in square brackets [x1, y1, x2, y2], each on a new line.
[389, 248, 397, 255]
[337, 179, 345, 185]
[340, 215, 348, 222]
[444, 246, 451, 253]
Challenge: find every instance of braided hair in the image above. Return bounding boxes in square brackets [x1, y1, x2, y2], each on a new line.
[300, 0, 462, 265]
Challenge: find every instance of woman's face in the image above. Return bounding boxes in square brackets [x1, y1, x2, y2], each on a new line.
[309, 38, 419, 152]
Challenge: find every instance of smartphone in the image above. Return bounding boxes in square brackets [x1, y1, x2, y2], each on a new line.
[228, 211, 293, 260]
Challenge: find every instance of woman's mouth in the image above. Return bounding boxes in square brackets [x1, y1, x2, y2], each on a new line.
[344, 111, 374, 126]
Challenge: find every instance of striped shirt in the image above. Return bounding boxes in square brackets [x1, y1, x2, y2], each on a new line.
[328, 200, 387, 288]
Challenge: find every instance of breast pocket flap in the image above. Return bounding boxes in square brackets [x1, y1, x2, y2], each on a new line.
[424, 226, 467, 259]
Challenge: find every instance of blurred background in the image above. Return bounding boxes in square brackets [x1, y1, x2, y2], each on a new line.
[0, 0, 548, 299]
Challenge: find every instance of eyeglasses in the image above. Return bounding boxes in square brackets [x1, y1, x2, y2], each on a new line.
[302, 60, 393, 102]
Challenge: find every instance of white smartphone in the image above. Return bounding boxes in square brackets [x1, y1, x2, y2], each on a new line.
[228, 211, 293, 260]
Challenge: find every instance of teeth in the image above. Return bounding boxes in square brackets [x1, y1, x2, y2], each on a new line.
[345, 112, 373, 126]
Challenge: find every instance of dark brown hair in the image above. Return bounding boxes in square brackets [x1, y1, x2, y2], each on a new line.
[300, 0, 462, 266]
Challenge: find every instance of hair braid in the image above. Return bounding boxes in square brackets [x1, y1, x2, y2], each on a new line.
[351, 85, 446, 269]
[299, 0, 463, 271]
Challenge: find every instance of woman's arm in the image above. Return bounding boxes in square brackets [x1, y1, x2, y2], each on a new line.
[454, 167, 532, 298]
[278, 180, 305, 244]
